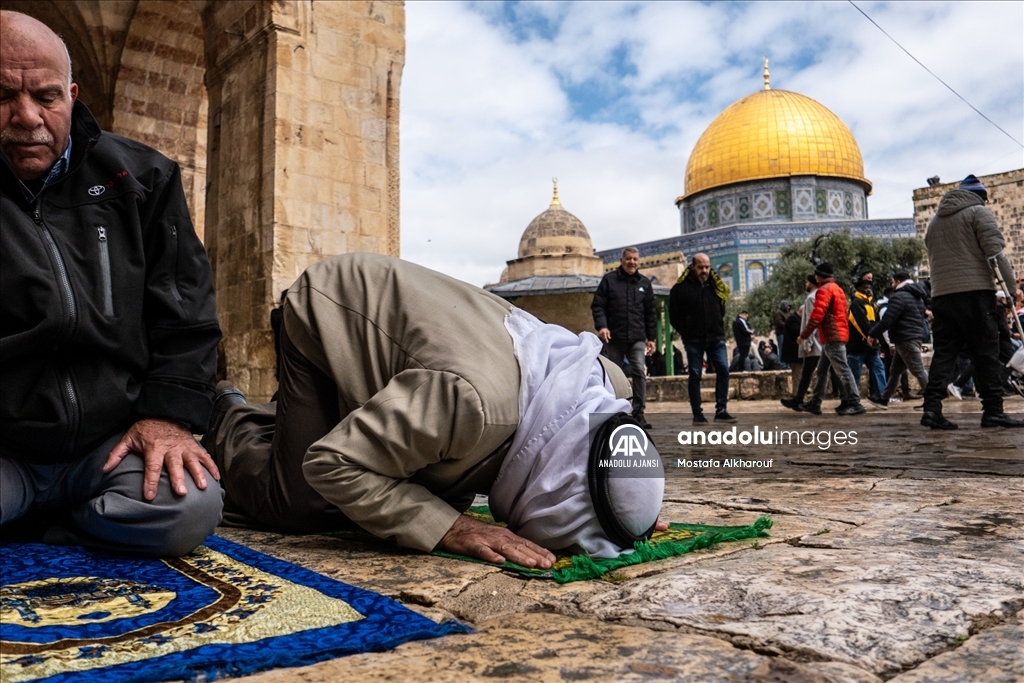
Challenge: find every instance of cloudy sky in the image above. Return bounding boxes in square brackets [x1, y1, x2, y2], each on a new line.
[399, 1, 1024, 286]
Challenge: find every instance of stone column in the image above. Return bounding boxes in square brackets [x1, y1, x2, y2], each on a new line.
[202, 0, 405, 401]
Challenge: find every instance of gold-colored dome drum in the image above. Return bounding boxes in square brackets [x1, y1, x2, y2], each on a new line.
[682, 89, 870, 200]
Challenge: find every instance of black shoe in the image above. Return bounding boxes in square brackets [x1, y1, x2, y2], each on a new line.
[714, 410, 738, 423]
[921, 411, 958, 430]
[634, 412, 653, 429]
[981, 413, 1024, 428]
[780, 398, 802, 411]
[201, 383, 247, 451]
[798, 400, 822, 415]
[903, 391, 923, 400]
[693, 413, 709, 425]
[837, 403, 866, 416]
[867, 394, 889, 410]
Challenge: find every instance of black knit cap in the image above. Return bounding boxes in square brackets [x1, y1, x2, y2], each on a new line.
[814, 262, 835, 278]
[959, 174, 988, 201]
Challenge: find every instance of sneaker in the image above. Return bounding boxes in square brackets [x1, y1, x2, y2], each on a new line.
[867, 395, 889, 410]
[837, 403, 867, 416]
[797, 400, 822, 415]
[921, 411, 958, 430]
[947, 384, 963, 401]
[981, 413, 1024, 428]
[693, 413, 709, 425]
[714, 410, 738, 423]
[888, 396, 903, 404]
[780, 398, 802, 411]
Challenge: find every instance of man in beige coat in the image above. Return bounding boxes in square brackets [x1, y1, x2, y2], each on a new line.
[210, 253, 664, 567]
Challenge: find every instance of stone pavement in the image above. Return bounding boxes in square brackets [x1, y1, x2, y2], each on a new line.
[223, 397, 1023, 682]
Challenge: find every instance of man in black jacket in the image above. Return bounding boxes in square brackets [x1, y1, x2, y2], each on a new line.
[668, 253, 737, 424]
[867, 273, 929, 410]
[729, 311, 755, 371]
[592, 247, 656, 427]
[0, 12, 223, 556]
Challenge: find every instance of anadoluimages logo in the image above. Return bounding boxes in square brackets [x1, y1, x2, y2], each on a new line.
[608, 423, 649, 457]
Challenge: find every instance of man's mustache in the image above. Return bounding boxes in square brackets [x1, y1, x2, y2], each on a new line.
[0, 128, 55, 146]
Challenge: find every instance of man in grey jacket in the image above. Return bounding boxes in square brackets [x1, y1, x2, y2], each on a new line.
[920, 175, 1022, 429]
[208, 254, 667, 567]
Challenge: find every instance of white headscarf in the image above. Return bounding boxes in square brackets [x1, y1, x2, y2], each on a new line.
[489, 308, 662, 558]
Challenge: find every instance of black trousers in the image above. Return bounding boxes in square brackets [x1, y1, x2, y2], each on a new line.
[923, 291, 1004, 416]
[792, 355, 821, 402]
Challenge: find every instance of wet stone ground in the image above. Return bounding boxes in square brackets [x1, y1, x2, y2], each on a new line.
[223, 397, 1023, 682]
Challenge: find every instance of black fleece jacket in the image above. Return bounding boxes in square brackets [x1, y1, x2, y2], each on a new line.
[868, 282, 929, 344]
[668, 272, 726, 343]
[591, 266, 657, 346]
[1, 102, 221, 463]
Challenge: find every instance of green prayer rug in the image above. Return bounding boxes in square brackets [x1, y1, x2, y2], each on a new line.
[334, 506, 772, 583]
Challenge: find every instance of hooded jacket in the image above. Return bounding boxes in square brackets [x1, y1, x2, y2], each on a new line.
[1, 102, 221, 464]
[846, 290, 879, 354]
[591, 266, 656, 346]
[925, 189, 1016, 298]
[868, 281, 929, 344]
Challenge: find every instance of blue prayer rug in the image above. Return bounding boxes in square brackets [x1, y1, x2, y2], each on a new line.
[0, 536, 469, 683]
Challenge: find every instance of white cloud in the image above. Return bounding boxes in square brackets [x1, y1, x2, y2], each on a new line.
[400, 1, 1024, 286]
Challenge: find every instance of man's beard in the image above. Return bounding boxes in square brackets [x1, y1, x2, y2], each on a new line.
[0, 128, 55, 146]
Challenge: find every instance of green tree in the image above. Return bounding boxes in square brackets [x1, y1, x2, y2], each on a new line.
[738, 230, 926, 337]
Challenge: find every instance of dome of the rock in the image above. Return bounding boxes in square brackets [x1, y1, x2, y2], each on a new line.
[681, 89, 871, 201]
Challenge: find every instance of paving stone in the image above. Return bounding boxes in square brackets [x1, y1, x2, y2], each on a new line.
[887, 614, 1024, 683]
[234, 611, 847, 682]
[582, 543, 1024, 677]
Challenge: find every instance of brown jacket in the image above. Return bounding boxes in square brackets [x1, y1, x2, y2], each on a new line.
[283, 253, 628, 551]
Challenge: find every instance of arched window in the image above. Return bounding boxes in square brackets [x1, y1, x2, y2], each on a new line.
[746, 261, 765, 289]
[718, 263, 733, 289]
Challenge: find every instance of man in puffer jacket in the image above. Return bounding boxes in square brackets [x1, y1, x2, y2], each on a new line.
[919, 175, 1022, 429]
[867, 273, 929, 408]
[796, 262, 866, 416]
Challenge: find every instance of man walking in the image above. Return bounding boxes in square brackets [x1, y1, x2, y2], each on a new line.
[796, 263, 866, 416]
[847, 273, 886, 404]
[781, 275, 823, 411]
[919, 175, 1022, 429]
[592, 247, 657, 428]
[730, 311, 755, 371]
[866, 273, 929, 409]
[669, 253, 737, 424]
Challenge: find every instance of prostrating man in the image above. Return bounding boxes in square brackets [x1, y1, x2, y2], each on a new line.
[592, 247, 657, 428]
[866, 272, 929, 409]
[796, 262, 866, 416]
[729, 311, 755, 372]
[668, 253, 737, 424]
[207, 254, 666, 567]
[919, 175, 1022, 429]
[846, 272, 886, 405]
[0, 12, 223, 555]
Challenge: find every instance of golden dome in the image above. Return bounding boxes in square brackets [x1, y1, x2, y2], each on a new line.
[518, 181, 595, 258]
[681, 88, 871, 201]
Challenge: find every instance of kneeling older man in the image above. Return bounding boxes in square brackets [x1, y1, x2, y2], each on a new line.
[209, 253, 665, 567]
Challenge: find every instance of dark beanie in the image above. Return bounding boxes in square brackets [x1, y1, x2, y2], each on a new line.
[959, 174, 988, 201]
[893, 271, 911, 283]
[814, 262, 834, 278]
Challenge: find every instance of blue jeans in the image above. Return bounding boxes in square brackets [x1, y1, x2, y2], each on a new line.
[847, 348, 886, 397]
[684, 339, 730, 416]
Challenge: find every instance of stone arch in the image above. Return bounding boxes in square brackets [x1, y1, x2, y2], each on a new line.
[112, 0, 208, 240]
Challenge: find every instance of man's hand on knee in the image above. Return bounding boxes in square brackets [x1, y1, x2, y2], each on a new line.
[436, 514, 555, 569]
[103, 418, 221, 501]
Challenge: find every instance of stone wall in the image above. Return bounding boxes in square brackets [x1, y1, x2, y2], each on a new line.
[913, 168, 1023, 281]
[507, 293, 598, 335]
